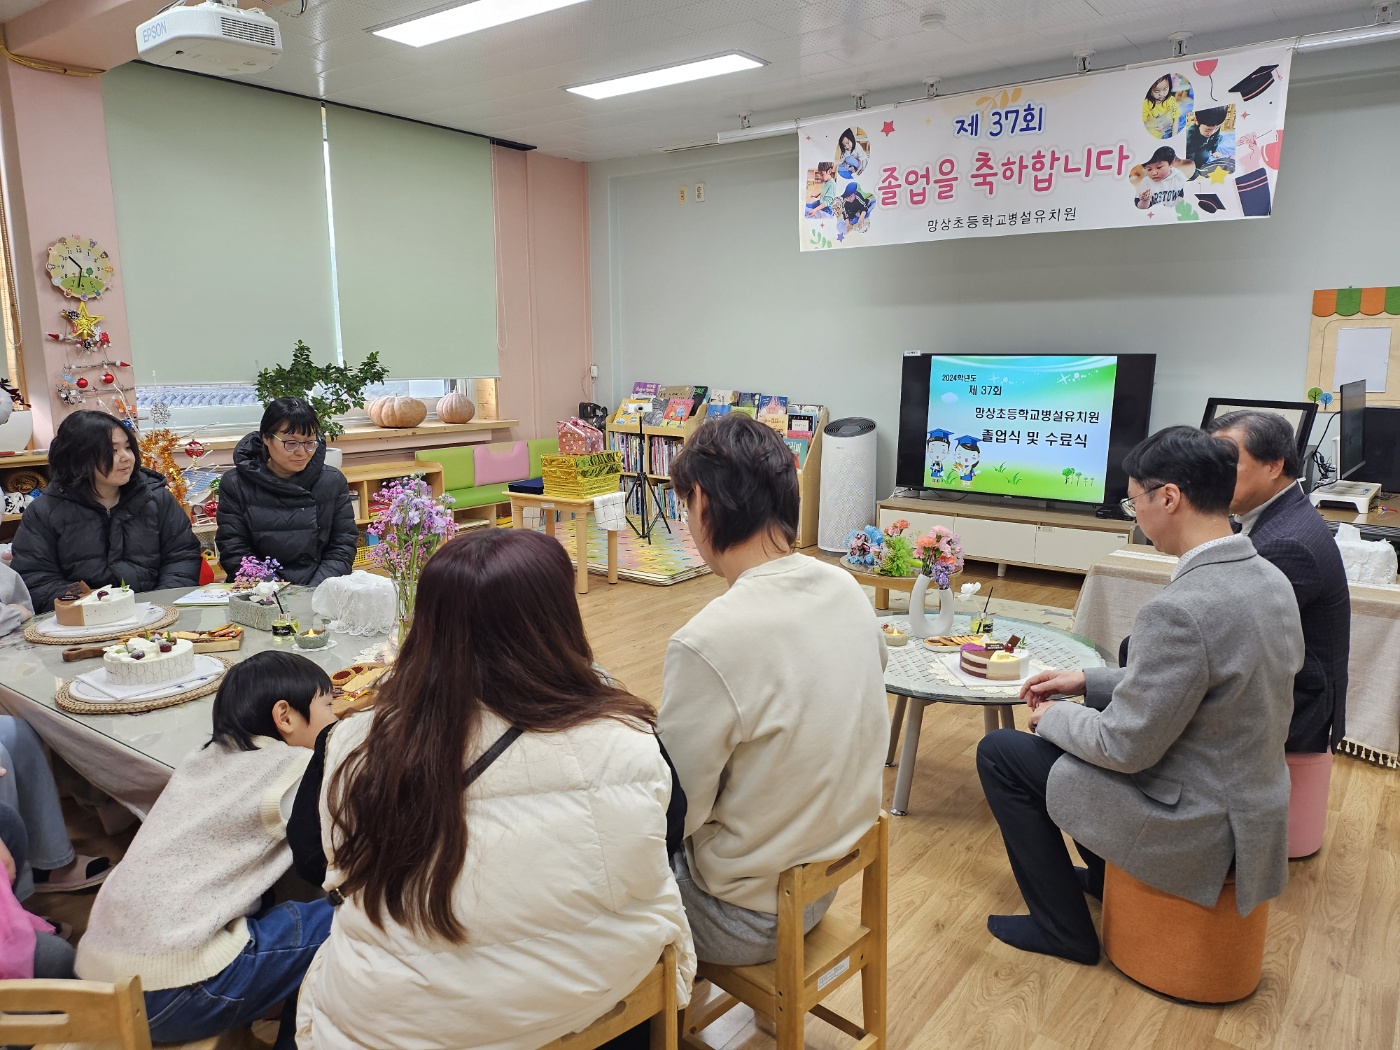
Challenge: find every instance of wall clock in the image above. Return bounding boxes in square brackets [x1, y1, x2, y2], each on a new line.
[46, 236, 114, 301]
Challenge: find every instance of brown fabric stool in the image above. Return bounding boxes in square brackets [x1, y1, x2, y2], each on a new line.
[1101, 863, 1268, 1003]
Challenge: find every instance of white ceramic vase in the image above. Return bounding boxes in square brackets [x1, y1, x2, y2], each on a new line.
[907, 573, 957, 639]
[0, 410, 34, 454]
[323, 446, 344, 469]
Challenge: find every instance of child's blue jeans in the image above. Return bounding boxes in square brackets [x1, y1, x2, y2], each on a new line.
[144, 899, 333, 1050]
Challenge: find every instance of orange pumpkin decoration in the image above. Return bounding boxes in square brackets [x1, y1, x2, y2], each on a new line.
[377, 394, 427, 428]
[366, 396, 391, 426]
[436, 391, 476, 424]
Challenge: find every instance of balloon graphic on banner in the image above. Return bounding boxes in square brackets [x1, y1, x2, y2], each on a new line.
[1193, 58, 1219, 100]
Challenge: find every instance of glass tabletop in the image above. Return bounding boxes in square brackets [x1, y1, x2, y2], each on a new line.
[0, 586, 387, 771]
[880, 612, 1105, 705]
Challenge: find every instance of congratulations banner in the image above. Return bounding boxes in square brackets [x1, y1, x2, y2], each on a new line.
[798, 45, 1292, 250]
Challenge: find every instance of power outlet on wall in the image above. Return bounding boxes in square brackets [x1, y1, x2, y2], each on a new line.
[678, 185, 687, 204]
[694, 183, 705, 202]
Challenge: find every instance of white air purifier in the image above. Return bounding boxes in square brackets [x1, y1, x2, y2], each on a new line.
[818, 417, 878, 553]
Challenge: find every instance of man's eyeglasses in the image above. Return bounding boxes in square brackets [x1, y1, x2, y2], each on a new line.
[1119, 483, 1167, 519]
[272, 436, 321, 453]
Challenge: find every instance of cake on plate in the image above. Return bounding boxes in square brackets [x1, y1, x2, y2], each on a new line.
[103, 633, 195, 688]
[959, 636, 1030, 681]
[54, 583, 137, 628]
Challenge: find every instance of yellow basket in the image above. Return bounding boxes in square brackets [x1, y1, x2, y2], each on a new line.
[541, 452, 623, 499]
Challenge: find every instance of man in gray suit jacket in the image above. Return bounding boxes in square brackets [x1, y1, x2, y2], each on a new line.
[977, 427, 1304, 964]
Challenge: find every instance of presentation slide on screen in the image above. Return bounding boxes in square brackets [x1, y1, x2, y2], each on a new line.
[923, 355, 1118, 501]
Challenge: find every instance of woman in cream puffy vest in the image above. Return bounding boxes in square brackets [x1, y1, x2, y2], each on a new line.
[296, 529, 694, 1049]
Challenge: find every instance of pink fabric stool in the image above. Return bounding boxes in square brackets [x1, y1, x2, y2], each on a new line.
[1286, 751, 1332, 859]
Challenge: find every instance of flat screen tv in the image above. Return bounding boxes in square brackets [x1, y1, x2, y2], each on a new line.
[896, 353, 1157, 506]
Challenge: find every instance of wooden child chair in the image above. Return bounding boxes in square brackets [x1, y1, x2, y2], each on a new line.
[683, 813, 888, 1050]
[0, 975, 262, 1050]
[538, 944, 679, 1050]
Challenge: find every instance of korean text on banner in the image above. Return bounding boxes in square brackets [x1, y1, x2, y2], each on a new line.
[799, 45, 1292, 250]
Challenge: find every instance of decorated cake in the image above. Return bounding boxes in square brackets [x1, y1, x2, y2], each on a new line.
[959, 635, 1030, 681]
[103, 632, 195, 688]
[54, 583, 136, 628]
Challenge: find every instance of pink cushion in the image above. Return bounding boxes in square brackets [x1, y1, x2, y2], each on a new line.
[1286, 751, 1332, 859]
[473, 442, 530, 486]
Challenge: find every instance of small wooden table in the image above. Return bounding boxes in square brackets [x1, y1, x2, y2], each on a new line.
[508, 492, 619, 594]
[840, 562, 919, 612]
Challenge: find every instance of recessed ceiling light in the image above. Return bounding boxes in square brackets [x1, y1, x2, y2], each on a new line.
[920, 11, 946, 31]
[374, 0, 588, 47]
[567, 53, 767, 100]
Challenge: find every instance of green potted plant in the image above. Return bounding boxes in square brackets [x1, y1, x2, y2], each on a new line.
[255, 340, 388, 463]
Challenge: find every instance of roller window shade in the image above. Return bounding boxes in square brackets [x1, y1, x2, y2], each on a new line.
[324, 105, 498, 379]
[102, 64, 336, 384]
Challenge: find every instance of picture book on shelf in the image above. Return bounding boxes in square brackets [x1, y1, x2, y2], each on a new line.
[631, 381, 660, 398]
[783, 434, 810, 468]
[733, 392, 760, 418]
[662, 398, 693, 426]
[642, 396, 669, 426]
[708, 390, 738, 417]
[757, 394, 789, 432]
[613, 399, 651, 425]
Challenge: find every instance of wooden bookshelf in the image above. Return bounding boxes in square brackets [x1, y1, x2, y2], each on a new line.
[605, 403, 827, 548]
[342, 459, 445, 526]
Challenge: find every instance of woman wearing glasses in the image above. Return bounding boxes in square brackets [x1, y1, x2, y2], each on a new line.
[12, 410, 201, 612]
[216, 398, 356, 586]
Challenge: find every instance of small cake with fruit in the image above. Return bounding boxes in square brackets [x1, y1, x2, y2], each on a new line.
[959, 635, 1030, 681]
[103, 632, 195, 688]
[54, 583, 136, 628]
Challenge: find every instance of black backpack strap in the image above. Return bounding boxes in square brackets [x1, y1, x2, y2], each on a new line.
[326, 726, 522, 908]
[465, 725, 524, 786]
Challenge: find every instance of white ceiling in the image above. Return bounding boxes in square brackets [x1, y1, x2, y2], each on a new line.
[231, 0, 1381, 160]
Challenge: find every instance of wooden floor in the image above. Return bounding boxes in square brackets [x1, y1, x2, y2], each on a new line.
[580, 557, 1400, 1050]
[31, 556, 1396, 1049]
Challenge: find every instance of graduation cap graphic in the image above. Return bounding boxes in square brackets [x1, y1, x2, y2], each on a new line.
[955, 435, 981, 449]
[1195, 193, 1225, 214]
[1230, 65, 1279, 101]
[926, 428, 954, 443]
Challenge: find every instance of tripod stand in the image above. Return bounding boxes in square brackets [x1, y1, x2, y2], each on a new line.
[620, 415, 673, 544]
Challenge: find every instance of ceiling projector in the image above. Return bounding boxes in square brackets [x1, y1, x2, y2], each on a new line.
[136, 0, 282, 76]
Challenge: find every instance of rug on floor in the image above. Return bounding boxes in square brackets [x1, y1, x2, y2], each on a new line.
[535, 515, 711, 586]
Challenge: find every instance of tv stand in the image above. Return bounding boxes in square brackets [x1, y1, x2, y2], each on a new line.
[1309, 480, 1381, 515]
[878, 496, 1135, 577]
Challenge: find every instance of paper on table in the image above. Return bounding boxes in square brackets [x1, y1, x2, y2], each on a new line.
[173, 586, 234, 606]
[35, 604, 157, 638]
[73, 655, 225, 701]
[1335, 327, 1391, 393]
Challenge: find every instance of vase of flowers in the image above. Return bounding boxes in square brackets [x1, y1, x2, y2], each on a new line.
[906, 525, 965, 639]
[366, 477, 457, 639]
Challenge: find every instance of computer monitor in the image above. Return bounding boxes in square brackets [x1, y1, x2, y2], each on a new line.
[1200, 397, 1317, 456]
[1338, 379, 1366, 480]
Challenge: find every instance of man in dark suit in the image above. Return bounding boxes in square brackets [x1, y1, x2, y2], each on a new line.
[1207, 409, 1351, 753]
[976, 428, 1303, 964]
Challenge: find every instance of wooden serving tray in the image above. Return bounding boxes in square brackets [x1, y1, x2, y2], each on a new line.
[331, 663, 389, 719]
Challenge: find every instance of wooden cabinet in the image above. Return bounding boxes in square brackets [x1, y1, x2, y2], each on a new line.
[878, 496, 1133, 576]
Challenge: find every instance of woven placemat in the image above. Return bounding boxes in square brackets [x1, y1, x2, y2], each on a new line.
[25, 605, 181, 646]
[55, 655, 233, 715]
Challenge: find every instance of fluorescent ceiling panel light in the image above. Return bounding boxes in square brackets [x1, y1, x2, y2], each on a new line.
[374, 0, 588, 47]
[568, 53, 766, 100]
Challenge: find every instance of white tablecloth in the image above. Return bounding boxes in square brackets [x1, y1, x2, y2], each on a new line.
[1074, 547, 1400, 768]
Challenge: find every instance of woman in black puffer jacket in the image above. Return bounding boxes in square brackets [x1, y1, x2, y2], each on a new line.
[215, 398, 356, 586]
[12, 411, 202, 612]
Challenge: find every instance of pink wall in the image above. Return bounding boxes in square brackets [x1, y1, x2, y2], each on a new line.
[0, 63, 133, 443]
[492, 146, 593, 439]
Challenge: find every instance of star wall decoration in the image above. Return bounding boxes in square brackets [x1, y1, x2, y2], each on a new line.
[68, 302, 104, 340]
[881, 120, 895, 136]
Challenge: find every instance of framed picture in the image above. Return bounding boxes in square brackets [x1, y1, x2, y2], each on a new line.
[1200, 397, 1318, 455]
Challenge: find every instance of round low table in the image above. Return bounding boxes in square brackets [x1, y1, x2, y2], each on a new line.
[881, 611, 1106, 816]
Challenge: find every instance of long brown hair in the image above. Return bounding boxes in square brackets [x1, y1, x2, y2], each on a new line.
[327, 528, 656, 944]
